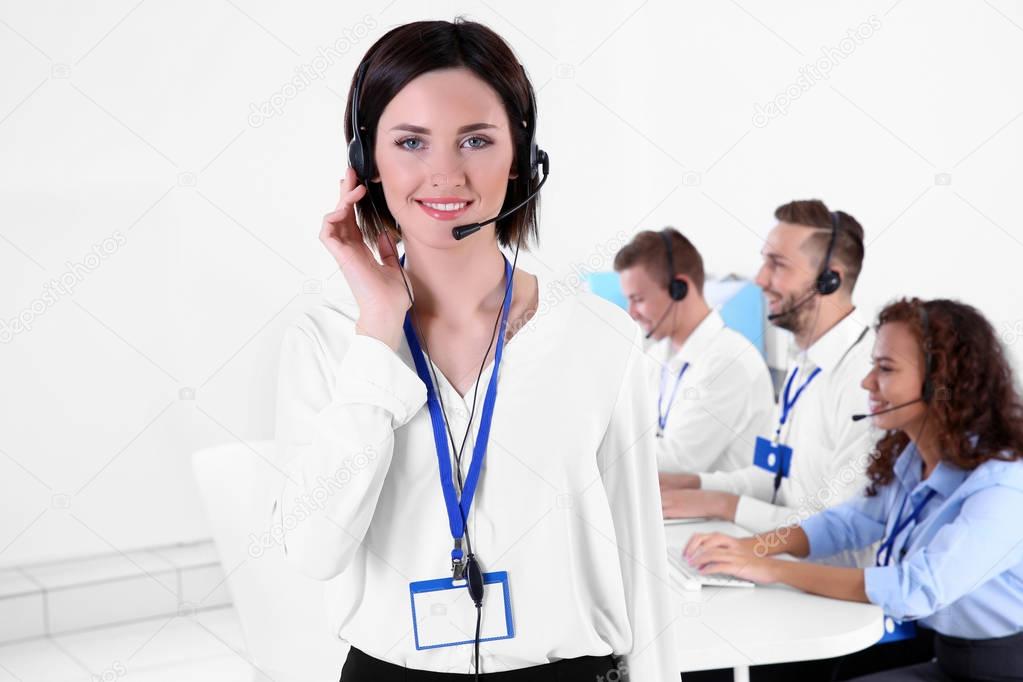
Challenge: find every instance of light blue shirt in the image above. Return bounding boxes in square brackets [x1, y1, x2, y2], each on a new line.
[800, 442, 1023, 639]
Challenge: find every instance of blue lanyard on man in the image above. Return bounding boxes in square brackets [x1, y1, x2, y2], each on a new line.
[755, 364, 822, 504]
[656, 361, 691, 438]
[402, 254, 514, 578]
[776, 365, 822, 443]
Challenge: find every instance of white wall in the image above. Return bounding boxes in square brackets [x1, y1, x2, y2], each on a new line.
[2, 0, 1021, 566]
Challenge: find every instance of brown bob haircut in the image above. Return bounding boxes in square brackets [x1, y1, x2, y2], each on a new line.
[343, 18, 541, 249]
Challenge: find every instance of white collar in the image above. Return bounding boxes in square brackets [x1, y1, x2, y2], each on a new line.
[787, 308, 869, 372]
[664, 309, 727, 369]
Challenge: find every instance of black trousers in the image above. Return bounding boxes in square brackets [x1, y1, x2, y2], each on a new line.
[339, 646, 625, 682]
[848, 630, 1023, 681]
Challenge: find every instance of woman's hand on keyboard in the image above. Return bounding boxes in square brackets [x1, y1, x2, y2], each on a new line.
[684, 532, 756, 562]
[684, 535, 778, 584]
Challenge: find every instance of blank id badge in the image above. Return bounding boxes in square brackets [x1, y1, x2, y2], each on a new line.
[753, 436, 793, 478]
[409, 571, 515, 650]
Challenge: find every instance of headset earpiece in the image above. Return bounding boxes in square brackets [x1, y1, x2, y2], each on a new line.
[815, 211, 843, 296]
[669, 277, 688, 302]
[660, 230, 689, 302]
[347, 138, 368, 181]
[521, 73, 547, 181]
[347, 62, 374, 183]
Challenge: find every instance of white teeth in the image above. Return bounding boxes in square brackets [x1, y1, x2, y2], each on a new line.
[422, 201, 466, 211]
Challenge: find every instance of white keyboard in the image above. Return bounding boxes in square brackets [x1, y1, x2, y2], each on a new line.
[666, 548, 755, 588]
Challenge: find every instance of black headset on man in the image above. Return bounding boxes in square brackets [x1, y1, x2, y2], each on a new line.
[655, 211, 848, 336]
[766, 210, 851, 323]
[644, 229, 689, 339]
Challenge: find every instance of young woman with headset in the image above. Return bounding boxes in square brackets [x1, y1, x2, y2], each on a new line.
[683, 298, 1023, 681]
[272, 18, 678, 682]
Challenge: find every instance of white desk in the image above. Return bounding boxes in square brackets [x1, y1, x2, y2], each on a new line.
[666, 520, 883, 681]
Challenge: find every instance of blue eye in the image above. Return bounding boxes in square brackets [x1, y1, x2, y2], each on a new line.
[396, 136, 424, 151]
[462, 135, 490, 149]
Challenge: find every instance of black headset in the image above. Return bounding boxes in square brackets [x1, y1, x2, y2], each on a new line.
[347, 61, 375, 183]
[660, 229, 689, 301]
[920, 303, 935, 403]
[815, 211, 844, 296]
[347, 60, 548, 186]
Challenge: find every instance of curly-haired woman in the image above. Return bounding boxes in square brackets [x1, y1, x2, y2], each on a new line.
[682, 298, 1023, 681]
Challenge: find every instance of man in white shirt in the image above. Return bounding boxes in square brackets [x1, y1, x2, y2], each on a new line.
[614, 228, 774, 475]
[661, 201, 877, 568]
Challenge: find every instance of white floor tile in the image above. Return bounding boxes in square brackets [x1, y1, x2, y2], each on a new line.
[180, 564, 232, 608]
[53, 606, 246, 672]
[0, 607, 252, 682]
[0, 569, 39, 599]
[0, 592, 46, 643]
[0, 638, 92, 682]
[113, 654, 256, 682]
[48, 575, 179, 634]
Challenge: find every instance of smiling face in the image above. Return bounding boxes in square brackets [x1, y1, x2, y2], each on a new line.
[861, 321, 929, 431]
[372, 67, 518, 248]
[619, 265, 675, 339]
[754, 222, 829, 333]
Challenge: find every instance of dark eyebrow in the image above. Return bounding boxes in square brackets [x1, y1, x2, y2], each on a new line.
[389, 123, 499, 134]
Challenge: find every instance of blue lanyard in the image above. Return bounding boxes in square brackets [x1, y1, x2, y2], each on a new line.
[402, 254, 514, 566]
[774, 365, 822, 441]
[657, 361, 691, 433]
[876, 488, 937, 567]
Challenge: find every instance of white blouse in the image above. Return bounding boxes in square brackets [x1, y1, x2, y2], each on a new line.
[272, 264, 679, 680]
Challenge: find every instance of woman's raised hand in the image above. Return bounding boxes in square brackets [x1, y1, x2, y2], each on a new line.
[319, 167, 411, 350]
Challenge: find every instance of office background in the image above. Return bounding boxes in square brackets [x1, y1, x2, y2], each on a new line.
[2, 0, 1021, 584]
